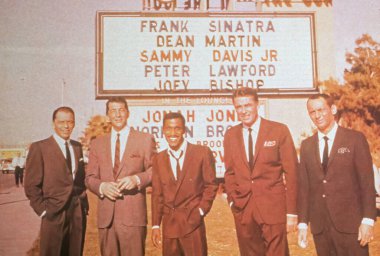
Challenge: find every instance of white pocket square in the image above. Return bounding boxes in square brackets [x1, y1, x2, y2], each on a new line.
[337, 147, 350, 154]
[264, 141, 276, 147]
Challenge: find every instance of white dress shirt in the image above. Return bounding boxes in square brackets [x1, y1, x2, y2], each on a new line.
[167, 140, 187, 180]
[111, 126, 130, 167]
[242, 117, 261, 161]
[317, 122, 337, 162]
[53, 133, 76, 179]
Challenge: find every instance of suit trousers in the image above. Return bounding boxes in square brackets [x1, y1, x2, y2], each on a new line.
[163, 221, 207, 256]
[312, 199, 369, 256]
[233, 200, 289, 256]
[40, 196, 86, 256]
[98, 205, 147, 256]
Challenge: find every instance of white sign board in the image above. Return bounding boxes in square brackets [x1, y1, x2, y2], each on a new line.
[97, 12, 317, 97]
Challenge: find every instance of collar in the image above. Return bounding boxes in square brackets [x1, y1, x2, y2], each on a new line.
[53, 133, 70, 145]
[243, 116, 261, 133]
[167, 140, 188, 157]
[317, 122, 338, 142]
[111, 125, 130, 137]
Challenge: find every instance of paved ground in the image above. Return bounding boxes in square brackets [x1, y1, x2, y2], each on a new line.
[0, 173, 40, 256]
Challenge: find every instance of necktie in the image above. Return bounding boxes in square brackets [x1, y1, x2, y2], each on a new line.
[169, 150, 183, 181]
[322, 136, 329, 173]
[113, 133, 120, 177]
[65, 141, 72, 172]
[248, 128, 254, 171]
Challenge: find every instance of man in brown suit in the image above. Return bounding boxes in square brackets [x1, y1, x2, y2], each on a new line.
[86, 97, 156, 256]
[151, 112, 218, 255]
[223, 87, 298, 256]
[298, 94, 376, 256]
[24, 106, 88, 256]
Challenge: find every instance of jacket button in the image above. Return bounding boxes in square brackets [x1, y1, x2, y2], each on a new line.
[322, 194, 326, 198]
[251, 180, 254, 183]
[323, 180, 327, 183]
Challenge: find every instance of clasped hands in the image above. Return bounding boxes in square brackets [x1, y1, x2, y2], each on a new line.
[101, 176, 139, 201]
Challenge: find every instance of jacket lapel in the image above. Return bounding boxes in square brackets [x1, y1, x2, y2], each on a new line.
[327, 126, 342, 169]
[311, 133, 324, 176]
[236, 125, 250, 170]
[252, 119, 269, 171]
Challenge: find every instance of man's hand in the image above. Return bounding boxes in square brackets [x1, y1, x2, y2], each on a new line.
[101, 182, 122, 201]
[152, 228, 162, 249]
[358, 223, 374, 246]
[287, 215, 298, 233]
[117, 176, 138, 191]
[298, 228, 308, 248]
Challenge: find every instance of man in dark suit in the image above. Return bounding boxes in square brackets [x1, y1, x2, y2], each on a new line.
[151, 112, 218, 256]
[298, 94, 376, 256]
[86, 97, 156, 256]
[223, 87, 298, 256]
[24, 106, 88, 256]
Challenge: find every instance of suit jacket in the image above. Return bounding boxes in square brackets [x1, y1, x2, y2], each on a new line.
[152, 143, 218, 238]
[24, 136, 87, 220]
[224, 118, 298, 224]
[86, 128, 156, 228]
[298, 126, 377, 234]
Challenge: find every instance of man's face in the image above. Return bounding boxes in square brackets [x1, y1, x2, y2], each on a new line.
[307, 98, 336, 134]
[233, 96, 259, 127]
[163, 118, 185, 151]
[53, 111, 75, 140]
[107, 102, 129, 131]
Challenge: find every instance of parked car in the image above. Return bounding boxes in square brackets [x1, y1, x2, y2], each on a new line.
[1, 159, 15, 174]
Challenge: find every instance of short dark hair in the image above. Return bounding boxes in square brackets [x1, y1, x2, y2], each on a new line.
[106, 97, 129, 114]
[52, 106, 75, 121]
[232, 87, 259, 102]
[307, 93, 334, 107]
[163, 112, 186, 127]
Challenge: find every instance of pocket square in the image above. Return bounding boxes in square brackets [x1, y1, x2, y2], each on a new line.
[337, 147, 350, 154]
[264, 141, 276, 147]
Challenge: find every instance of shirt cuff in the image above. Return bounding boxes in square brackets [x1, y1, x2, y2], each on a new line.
[362, 218, 374, 226]
[298, 223, 308, 230]
[229, 201, 233, 207]
[134, 175, 141, 186]
[287, 214, 298, 217]
[199, 208, 204, 216]
[40, 210, 46, 218]
[152, 225, 160, 229]
[99, 182, 105, 198]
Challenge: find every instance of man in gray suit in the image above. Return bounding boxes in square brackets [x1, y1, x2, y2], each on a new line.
[86, 97, 156, 256]
[298, 94, 376, 256]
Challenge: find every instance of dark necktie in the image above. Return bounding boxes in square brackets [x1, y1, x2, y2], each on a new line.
[113, 133, 120, 177]
[170, 150, 183, 181]
[248, 128, 254, 170]
[65, 141, 72, 172]
[322, 136, 329, 173]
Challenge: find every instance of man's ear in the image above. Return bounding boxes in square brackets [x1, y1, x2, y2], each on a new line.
[331, 104, 337, 115]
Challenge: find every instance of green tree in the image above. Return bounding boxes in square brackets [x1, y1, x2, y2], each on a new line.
[322, 34, 380, 166]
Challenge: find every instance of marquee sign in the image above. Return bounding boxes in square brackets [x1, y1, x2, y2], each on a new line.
[96, 12, 317, 97]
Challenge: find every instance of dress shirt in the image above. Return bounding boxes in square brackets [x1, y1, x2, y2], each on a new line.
[242, 117, 261, 161]
[317, 122, 337, 162]
[298, 122, 374, 229]
[111, 126, 130, 167]
[167, 140, 187, 180]
[53, 133, 76, 179]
